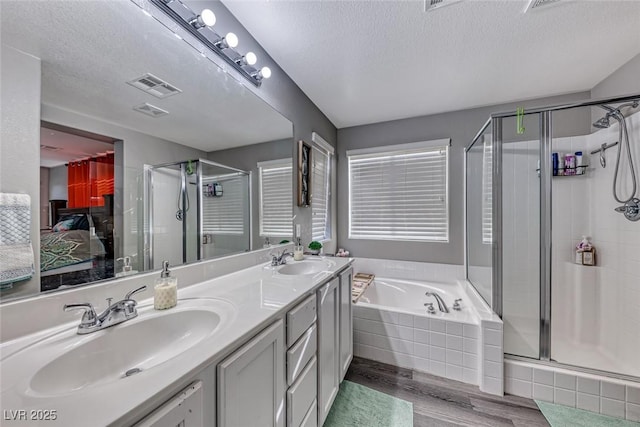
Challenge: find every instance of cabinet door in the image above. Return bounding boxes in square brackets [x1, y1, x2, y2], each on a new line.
[218, 320, 285, 427]
[135, 381, 203, 427]
[339, 267, 353, 381]
[317, 278, 340, 426]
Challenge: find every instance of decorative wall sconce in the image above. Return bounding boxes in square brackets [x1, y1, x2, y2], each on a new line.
[150, 0, 271, 86]
[298, 140, 312, 207]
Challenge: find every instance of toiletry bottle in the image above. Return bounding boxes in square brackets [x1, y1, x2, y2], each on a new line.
[294, 238, 304, 261]
[565, 154, 575, 176]
[552, 153, 558, 176]
[263, 237, 271, 248]
[575, 151, 583, 175]
[558, 153, 565, 176]
[154, 261, 178, 310]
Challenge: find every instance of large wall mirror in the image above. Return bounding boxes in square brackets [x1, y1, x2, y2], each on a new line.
[0, 0, 293, 301]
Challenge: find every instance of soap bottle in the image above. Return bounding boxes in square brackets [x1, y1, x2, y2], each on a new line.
[263, 237, 271, 248]
[154, 261, 177, 310]
[116, 256, 138, 277]
[294, 238, 304, 261]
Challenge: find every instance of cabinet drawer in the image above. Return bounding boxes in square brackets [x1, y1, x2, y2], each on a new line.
[300, 399, 317, 427]
[287, 324, 317, 385]
[287, 294, 316, 346]
[287, 356, 317, 427]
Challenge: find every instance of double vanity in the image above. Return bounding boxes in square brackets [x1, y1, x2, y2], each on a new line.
[0, 253, 354, 426]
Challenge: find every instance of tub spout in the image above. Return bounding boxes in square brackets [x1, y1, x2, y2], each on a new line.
[425, 291, 450, 313]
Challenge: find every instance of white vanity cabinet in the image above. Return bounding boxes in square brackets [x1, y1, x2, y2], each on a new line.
[339, 267, 353, 381]
[316, 277, 340, 426]
[217, 320, 286, 427]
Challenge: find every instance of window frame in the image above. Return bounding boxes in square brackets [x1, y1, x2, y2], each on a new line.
[311, 132, 334, 243]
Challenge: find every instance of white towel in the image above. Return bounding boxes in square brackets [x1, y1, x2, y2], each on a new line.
[0, 193, 35, 288]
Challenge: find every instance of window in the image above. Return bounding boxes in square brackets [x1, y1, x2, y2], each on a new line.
[259, 158, 293, 237]
[482, 137, 493, 244]
[311, 132, 333, 242]
[203, 175, 247, 235]
[347, 139, 450, 242]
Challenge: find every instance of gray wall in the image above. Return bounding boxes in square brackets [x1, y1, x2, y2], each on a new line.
[337, 91, 592, 265]
[208, 138, 293, 249]
[591, 53, 640, 100]
[183, 0, 338, 248]
[0, 45, 41, 298]
[48, 165, 68, 201]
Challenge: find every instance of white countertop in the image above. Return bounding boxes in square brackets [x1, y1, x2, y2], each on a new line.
[0, 257, 353, 426]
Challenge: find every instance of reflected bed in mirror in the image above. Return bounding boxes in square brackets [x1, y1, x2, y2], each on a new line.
[0, 0, 293, 301]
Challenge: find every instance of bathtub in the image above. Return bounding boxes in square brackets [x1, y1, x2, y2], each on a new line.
[353, 274, 503, 394]
[358, 277, 478, 324]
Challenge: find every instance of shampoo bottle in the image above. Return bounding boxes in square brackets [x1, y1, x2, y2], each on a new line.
[154, 261, 177, 310]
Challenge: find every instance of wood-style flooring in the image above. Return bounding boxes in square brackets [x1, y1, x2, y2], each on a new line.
[345, 357, 550, 427]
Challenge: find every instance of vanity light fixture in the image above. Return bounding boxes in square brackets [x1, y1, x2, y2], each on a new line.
[215, 32, 239, 49]
[190, 9, 216, 29]
[236, 51, 257, 66]
[148, 0, 270, 86]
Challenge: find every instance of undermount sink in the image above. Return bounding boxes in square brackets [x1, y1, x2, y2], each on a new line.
[3, 298, 235, 396]
[277, 257, 335, 276]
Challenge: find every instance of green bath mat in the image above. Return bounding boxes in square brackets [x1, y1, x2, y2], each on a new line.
[324, 380, 413, 427]
[536, 400, 640, 427]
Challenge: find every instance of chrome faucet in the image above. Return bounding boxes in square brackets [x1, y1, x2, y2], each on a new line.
[64, 285, 147, 334]
[425, 291, 450, 313]
[271, 249, 293, 266]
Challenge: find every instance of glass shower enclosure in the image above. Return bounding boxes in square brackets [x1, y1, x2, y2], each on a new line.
[144, 159, 251, 270]
[466, 94, 640, 380]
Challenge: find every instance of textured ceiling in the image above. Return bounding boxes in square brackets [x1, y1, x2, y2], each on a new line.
[222, 0, 640, 128]
[1, 1, 292, 152]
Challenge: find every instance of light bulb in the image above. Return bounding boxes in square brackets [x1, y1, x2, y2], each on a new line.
[245, 52, 257, 65]
[200, 9, 216, 26]
[225, 32, 238, 48]
[259, 67, 271, 79]
[192, 9, 216, 28]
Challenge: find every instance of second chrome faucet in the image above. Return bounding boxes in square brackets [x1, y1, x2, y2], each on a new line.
[63, 285, 147, 335]
[425, 291, 450, 313]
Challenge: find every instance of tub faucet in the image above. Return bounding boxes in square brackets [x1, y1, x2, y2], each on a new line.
[425, 291, 449, 313]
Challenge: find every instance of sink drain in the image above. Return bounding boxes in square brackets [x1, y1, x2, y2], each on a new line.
[123, 368, 142, 378]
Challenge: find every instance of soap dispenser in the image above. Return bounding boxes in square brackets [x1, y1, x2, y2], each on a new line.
[116, 256, 138, 277]
[154, 261, 178, 310]
[294, 237, 304, 261]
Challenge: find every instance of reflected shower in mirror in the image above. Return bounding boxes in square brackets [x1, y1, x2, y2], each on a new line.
[0, 0, 293, 301]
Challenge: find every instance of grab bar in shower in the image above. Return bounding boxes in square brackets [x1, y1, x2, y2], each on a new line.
[590, 141, 618, 155]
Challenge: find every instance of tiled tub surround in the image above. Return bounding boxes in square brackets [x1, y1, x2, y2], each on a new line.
[0, 246, 354, 425]
[351, 258, 504, 396]
[505, 359, 640, 422]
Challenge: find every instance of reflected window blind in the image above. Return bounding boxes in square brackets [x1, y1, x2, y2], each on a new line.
[259, 159, 293, 237]
[312, 146, 330, 242]
[348, 142, 449, 242]
[482, 138, 493, 244]
[203, 176, 246, 235]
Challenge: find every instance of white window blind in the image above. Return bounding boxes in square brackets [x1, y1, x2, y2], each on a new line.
[311, 146, 330, 242]
[482, 137, 493, 244]
[259, 159, 293, 237]
[203, 175, 247, 235]
[348, 140, 449, 242]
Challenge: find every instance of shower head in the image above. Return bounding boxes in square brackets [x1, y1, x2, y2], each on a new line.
[593, 116, 611, 129]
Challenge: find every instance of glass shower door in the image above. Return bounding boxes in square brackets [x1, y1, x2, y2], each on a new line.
[499, 113, 542, 359]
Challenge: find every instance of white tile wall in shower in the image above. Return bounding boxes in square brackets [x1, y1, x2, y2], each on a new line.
[551, 112, 640, 379]
[505, 359, 640, 422]
[353, 305, 504, 395]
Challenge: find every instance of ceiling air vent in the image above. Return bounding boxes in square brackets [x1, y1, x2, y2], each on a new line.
[133, 103, 169, 118]
[40, 144, 62, 151]
[524, 0, 564, 13]
[424, 0, 463, 12]
[127, 73, 182, 99]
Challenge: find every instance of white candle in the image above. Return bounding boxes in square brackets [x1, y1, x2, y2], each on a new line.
[154, 279, 177, 310]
